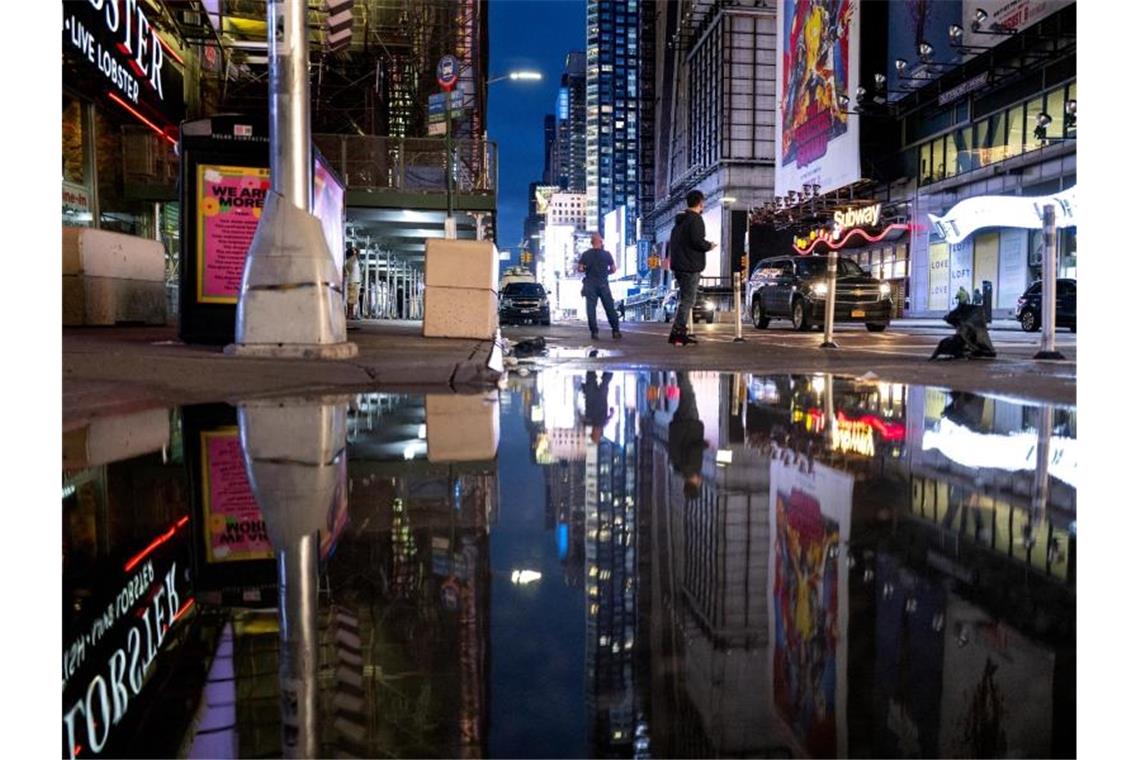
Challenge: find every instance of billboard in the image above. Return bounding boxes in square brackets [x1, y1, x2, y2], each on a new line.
[768, 451, 854, 757]
[314, 154, 347, 277]
[776, 0, 862, 196]
[886, 0, 963, 99]
[961, 0, 1073, 50]
[196, 164, 270, 304]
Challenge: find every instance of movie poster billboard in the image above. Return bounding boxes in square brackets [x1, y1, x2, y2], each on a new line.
[776, 0, 862, 197]
[886, 0, 963, 99]
[937, 594, 1055, 757]
[768, 450, 854, 757]
[961, 0, 1073, 51]
[313, 154, 346, 277]
[197, 165, 270, 304]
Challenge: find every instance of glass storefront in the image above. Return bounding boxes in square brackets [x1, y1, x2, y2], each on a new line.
[916, 79, 1076, 186]
[852, 242, 909, 317]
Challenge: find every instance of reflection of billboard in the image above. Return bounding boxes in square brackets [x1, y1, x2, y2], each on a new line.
[874, 553, 946, 757]
[937, 594, 1055, 758]
[776, 0, 861, 196]
[200, 428, 273, 563]
[768, 452, 853, 757]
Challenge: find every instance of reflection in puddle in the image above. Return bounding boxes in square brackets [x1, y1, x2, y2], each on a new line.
[62, 372, 1075, 758]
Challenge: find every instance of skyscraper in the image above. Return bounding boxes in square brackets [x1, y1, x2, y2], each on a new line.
[543, 114, 558, 186]
[586, 0, 655, 241]
[556, 52, 588, 192]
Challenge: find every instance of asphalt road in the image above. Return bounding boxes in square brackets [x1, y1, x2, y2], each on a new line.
[502, 319, 1077, 404]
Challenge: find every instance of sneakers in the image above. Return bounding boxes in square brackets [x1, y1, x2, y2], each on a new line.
[668, 328, 698, 346]
[682, 333, 699, 345]
[612, 330, 622, 340]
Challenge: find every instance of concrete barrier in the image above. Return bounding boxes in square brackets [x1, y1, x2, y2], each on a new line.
[422, 238, 499, 340]
[62, 227, 166, 326]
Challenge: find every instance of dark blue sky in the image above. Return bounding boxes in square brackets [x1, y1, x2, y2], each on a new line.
[488, 0, 585, 259]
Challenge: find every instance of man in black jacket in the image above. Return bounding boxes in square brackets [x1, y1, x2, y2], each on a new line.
[667, 190, 717, 346]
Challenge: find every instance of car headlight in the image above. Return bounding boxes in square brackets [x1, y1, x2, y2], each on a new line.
[501, 298, 513, 307]
[703, 300, 714, 310]
[878, 283, 891, 298]
[810, 282, 828, 298]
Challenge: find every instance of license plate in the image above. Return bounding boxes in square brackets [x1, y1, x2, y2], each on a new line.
[851, 309, 866, 318]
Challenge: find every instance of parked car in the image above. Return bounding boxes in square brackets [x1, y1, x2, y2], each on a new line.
[661, 289, 716, 324]
[1016, 279, 1076, 332]
[499, 282, 550, 326]
[746, 254, 892, 331]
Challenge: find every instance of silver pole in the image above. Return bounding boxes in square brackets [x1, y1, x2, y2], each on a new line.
[821, 248, 839, 348]
[386, 251, 392, 319]
[1034, 204, 1065, 360]
[269, 0, 310, 212]
[1026, 404, 1054, 550]
[277, 533, 320, 759]
[732, 271, 744, 343]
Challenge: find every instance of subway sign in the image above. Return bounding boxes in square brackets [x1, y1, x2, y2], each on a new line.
[63, 0, 185, 124]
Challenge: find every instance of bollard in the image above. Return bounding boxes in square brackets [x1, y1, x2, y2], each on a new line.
[821, 248, 839, 349]
[1034, 204, 1065, 360]
[733, 271, 745, 343]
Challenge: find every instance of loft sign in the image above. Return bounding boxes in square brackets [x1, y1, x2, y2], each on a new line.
[63, 0, 171, 107]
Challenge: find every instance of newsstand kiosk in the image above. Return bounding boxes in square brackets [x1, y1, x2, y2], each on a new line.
[178, 114, 346, 344]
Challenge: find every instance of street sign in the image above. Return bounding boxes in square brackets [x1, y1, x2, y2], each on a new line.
[429, 87, 467, 122]
[428, 121, 446, 136]
[436, 55, 460, 91]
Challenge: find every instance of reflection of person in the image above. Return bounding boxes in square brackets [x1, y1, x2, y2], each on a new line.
[668, 191, 716, 346]
[668, 371, 708, 499]
[577, 233, 623, 341]
[581, 371, 613, 444]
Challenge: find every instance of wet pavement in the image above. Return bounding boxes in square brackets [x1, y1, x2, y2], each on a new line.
[62, 369, 1075, 759]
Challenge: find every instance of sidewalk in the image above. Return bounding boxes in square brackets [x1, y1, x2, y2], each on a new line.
[63, 321, 500, 427]
[893, 317, 1025, 331]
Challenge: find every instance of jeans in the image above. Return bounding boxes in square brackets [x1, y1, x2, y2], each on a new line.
[672, 271, 700, 332]
[583, 280, 621, 334]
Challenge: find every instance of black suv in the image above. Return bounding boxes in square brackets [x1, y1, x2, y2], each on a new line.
[1017, 279, 1076, 332]
[499, 282, 551, 325]
[746, 255, 892, 331]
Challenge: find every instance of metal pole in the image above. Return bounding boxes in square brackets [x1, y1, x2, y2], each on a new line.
[733, 271, 744, 343]
[386, 251, 392, 319]
[277, 533, 320, 759]
[269, 0, 310, 212]
[1026, 404, 1054, 550]
[821, 248, 839, 349]
[444, 95, 457, 239]
[1034, 204, 1065, 360]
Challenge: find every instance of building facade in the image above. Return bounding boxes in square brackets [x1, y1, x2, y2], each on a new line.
[555, 52, 589, 192]
[586, 0, 656, 241]
[645, 0, 778, 286]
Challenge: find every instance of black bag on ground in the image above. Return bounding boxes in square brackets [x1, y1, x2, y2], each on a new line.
[930, 303, 997, 360]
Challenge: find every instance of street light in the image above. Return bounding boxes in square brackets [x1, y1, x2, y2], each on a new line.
[487, 70, 544, 85]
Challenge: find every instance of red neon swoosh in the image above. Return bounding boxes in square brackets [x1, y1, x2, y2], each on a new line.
[106, 91, 177, 145]
[794, 223, 911, 254]
[123, 516, 190, 573]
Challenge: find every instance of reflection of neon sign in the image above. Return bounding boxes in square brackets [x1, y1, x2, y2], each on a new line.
[831, 418, 875, 457]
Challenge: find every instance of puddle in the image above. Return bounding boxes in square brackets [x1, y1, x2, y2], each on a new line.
[62, 371, 1075, 759]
